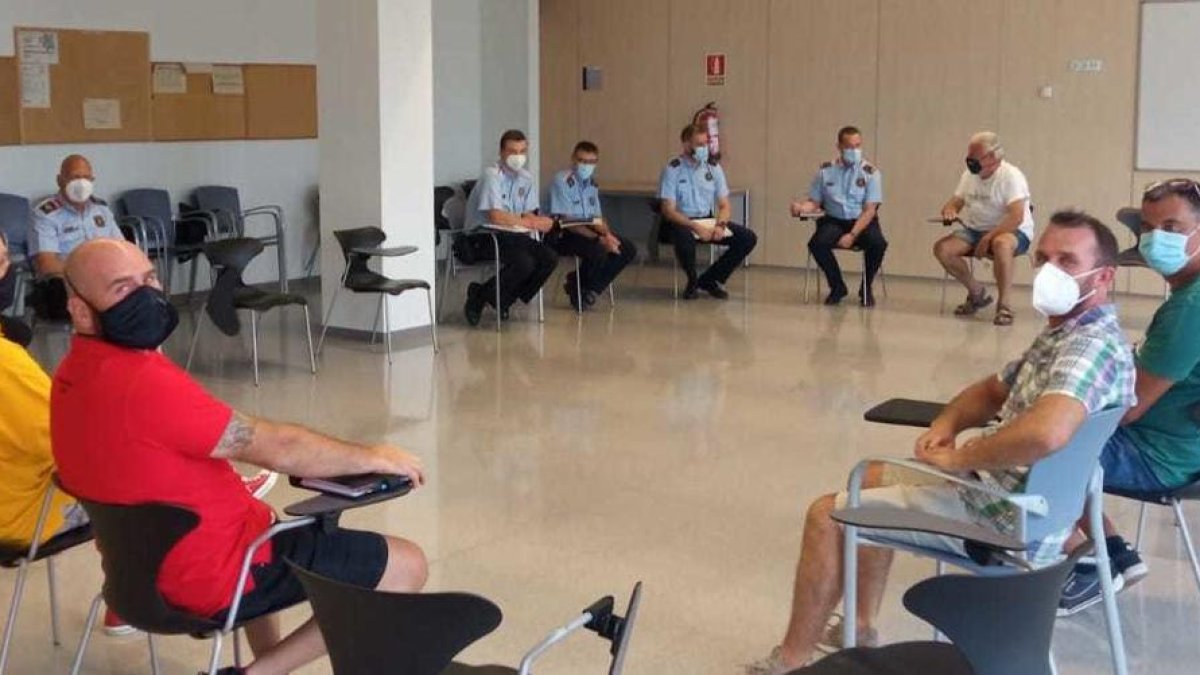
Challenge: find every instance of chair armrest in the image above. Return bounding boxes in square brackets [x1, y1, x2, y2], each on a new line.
[350, 245, 419, 258]
[863, 398, 946, 428]
[282, 481, 412, 520]
[223, 516, 316, 632]
[830, 505, 1026, 552]
[845, 457, 1048, 518]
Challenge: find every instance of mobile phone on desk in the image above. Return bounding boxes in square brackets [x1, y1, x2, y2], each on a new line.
[295, 473, 413, 499]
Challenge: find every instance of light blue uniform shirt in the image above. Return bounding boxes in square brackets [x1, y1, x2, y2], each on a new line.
[807, 158, 883, 220]
[465, 164, 540, 230]
[548, 169, 602, 220]
[658, 155, 729, 218]
[29, 195, 123, 258]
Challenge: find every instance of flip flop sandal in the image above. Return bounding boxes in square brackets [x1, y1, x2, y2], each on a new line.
[994, 305, 1015, 326]
[953, 290, 994, 316]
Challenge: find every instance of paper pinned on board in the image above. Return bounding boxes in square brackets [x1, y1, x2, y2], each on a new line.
[211, 65, 245, 95]
[17, 30, 59, 65]
[82, 99, 122, 130]
[153, 63, 188, 94]
[19, 64, 51, 108]
[183, 62, 214, 74]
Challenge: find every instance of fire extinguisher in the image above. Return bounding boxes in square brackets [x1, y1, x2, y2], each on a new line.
[692, 101, 721, 162]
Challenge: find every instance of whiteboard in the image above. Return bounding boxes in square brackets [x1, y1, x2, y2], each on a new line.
[1137, 1, 1200, 170]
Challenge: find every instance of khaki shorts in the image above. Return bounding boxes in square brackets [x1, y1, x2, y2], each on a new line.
[834, 483, 970, 557]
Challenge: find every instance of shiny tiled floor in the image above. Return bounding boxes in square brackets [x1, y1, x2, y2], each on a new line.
[7, 265, 1199, 674]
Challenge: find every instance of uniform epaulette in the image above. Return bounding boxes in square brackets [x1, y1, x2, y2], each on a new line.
[820, 161, 832, 169]
[863, 163, 876, 174]
[669, 158, 681, 168]
[37, 197, 60, 215]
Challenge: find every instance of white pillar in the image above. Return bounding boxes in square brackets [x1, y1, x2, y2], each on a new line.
[317, 0, 435, 338]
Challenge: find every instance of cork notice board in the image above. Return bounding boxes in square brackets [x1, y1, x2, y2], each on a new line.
[0, 58, 18, 146]
[152, 65, 247, 141]
[244, 64, 317, 139]
[15, 27, 152, 144]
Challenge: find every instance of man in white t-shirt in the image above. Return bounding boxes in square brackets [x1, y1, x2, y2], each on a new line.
[933, 132, 1034, 326]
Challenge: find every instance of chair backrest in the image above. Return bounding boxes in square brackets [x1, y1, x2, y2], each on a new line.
[69, 495, 221, 635]
[331, 227, 388, 285]
[193, 185, 243, 236]
[119, 189, 176, 244]
[434, 186, 455, 231]
[0, 193, 31, 258]
[203, 238, 264, 336]
[288, 561, 502, 675]
[1021, 406, 1126, 542]
[902, 552, 1078, 675]
[1116, 207, 1141, 239]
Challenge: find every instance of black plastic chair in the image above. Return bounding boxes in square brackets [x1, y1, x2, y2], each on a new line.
[192, 186, 288, 292]
[0, 484, 93, 674]
[118, 188, 218, 297]
[317, 227, 437, 363]
[1107, 478, 1200, 596]
[185, 238, 317, 386]
[792, 551, 1078, 675]
[434, 185, 456, 249]
[0, 193, 32, 318]
[292, 564, 642, 675]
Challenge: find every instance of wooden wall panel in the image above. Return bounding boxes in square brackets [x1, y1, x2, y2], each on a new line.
[152, 70, 247, 141]
[875, 0, 1003, 278]
[764, 0, 879, 268]
[539, 0, 581, 182]
[577, 0, 671, 186]
[244, 64, 317, 139]
[0, 58, 18, 146]
[668, 0, 770, 247]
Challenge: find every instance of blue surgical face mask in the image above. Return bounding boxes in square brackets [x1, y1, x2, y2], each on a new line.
[841, 148, 862, 165]
[1139, 228, 1198, 276]
[692, 145, 710, 164]
[575, 162, 596, 182]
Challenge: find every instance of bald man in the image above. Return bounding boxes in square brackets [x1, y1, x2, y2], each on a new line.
[28, 155, 124, 320]
[52, 239, 429, 675]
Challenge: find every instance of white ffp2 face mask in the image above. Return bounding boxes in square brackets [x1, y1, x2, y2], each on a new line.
[65, 178, 94, 203]
[505, 154, 527, 172]
[1031, 263, 1102, 317]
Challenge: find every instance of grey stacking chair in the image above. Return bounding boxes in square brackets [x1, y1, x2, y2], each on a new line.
[792, 550, 1080, 675]
[117, 188, 218, 296]
[192, 186, 288, 292]
[835, 406, 1129, 675]
[0, 482, 94, 675]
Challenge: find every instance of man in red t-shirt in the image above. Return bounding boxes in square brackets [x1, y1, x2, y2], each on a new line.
[51, 239, 428, 675]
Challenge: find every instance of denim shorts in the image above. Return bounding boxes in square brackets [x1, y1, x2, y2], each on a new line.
[1100, 427, 1170, 494]
[953, 227, 1031, 255]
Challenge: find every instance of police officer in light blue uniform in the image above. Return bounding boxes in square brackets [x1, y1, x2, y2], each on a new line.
[460, 129, 557, 326]
[547, 140, 636, 310]
[791, 126, 887, 307]
[28, 154, 124, 319]
[658, 123, 757, 299]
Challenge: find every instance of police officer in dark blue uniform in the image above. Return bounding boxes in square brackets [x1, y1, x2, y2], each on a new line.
[658, 124, 757, 299]
[547, 141, 636, 310]
[791, 126, 886, 306]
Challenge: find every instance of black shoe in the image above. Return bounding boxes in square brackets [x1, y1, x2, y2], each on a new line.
[859, 286, 876, 308]
[464, 283, 485, 327]
[1107, 535, 1149, 588]
[682, 280, 700, 300]
[824, 286, 848, 306]
[698, 279, 729, 299]
[583, 290, 598, 308]
[564, 276, 583, 311]
[207, 668, 245, 675]
[1058, 561, 1124, 617]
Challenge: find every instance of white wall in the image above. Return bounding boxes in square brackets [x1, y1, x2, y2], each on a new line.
[0, 0, 318, 288]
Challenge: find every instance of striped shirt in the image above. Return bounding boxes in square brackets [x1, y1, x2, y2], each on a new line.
[959, 304, 1136, 565]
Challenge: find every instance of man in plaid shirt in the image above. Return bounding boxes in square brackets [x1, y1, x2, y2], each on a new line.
[746, 210, 1135, 675]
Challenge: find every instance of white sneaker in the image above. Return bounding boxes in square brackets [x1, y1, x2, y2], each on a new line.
[242, 469, 278, 500]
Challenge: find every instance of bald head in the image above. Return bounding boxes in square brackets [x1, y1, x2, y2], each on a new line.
[57, 155, 95, 206]
[65, 240, 160, 334]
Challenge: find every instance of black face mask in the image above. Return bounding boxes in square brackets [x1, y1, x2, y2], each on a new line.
[95, 286, 179, 350]
[965, 157, 984, 175]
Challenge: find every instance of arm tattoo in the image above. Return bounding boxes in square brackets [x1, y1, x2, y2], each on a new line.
[214, 412, 256, 457]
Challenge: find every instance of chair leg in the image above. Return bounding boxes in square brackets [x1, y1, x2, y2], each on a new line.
[425, 288, 439, 353]
[437, 255, 453, 321]
[1135, 501, 1149, 551]
[250, 311, 260, 387]
[302, 306, 318, 374]
[1088, 484, 1129, 675]
[382, 295, 393, 365]
[842, 523, 859, 648]
[316, 266, 349, 356]
[608, 282, 616, 308]
[493, 256, 502, 332]
[47, 557, 60, 646]
[1170, 499, 1200, 594]
[0, 561, 30, 674]
[185, 311, 205, 372]
[370, 297, 382, 345]
[69, 593, 104, 675]
[879, 266, 889, 298]
[207, 632, 225, 675]
[148, 633, 161, 675]
[803, 251, 813, 303]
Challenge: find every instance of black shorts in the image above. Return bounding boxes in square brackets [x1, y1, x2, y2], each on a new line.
[211, 525, 388, 624]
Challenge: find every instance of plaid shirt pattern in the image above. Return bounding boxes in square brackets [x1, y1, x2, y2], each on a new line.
[958, 304, 1136, 565]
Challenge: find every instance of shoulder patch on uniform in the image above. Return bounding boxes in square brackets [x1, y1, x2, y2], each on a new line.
[820, 161, 832, 169]
[89, 196, 107, 206]
[37, 198, 60, 215]
[566, 175, 576, 188]
[863, 163, 876, 175]
[669, 158, 681, 168]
